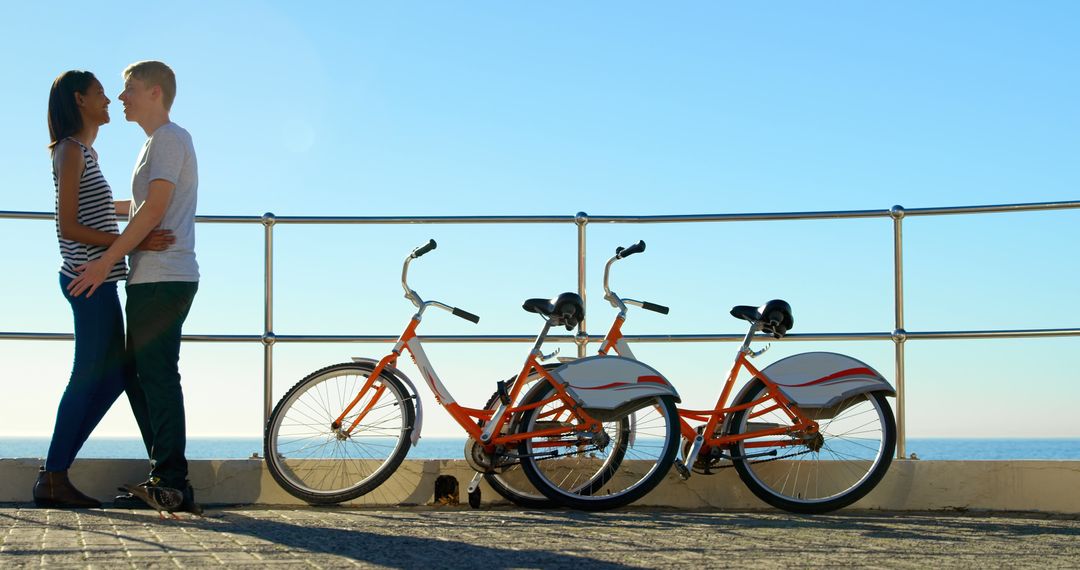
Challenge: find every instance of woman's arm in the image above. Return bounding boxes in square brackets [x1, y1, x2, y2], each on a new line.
[114, 199, 131, 217]
[67, 180, 175, 298]
[55, 140, 122, 247]
[54, 141, 173, 251]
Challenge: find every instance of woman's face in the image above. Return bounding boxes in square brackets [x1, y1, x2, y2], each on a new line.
[77, 79, 111, 126]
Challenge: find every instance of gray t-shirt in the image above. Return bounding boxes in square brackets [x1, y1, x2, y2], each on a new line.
[128, 122, 199, 284]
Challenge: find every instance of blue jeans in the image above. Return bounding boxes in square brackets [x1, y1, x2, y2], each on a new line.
[45, 274, 127, 472]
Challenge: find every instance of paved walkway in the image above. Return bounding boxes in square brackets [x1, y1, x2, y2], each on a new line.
[1, 506, 1078, 568]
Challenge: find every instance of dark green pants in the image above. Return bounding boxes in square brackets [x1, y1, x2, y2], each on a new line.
[124, 281, 198, 489]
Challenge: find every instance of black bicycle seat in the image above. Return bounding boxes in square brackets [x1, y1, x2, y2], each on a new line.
[729, 305, 759, 323]
[730, 300, 794, 338]
[523, 292, 585, 330]
[522, 297, 555, 316]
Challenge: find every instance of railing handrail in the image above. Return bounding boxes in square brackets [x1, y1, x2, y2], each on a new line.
[5, 329, 1080, 343]
[4, 198, 1079, 460]
[4, 199, 1079, 224]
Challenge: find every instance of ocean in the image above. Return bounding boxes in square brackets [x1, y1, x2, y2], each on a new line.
[2, 437, 1079, 461]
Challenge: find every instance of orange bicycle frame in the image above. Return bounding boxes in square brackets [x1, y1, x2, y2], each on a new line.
[332, 316, 605, 455]
[597, 315, 819, 451]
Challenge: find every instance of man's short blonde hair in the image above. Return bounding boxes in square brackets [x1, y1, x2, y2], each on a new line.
[123, 60, 177, 111]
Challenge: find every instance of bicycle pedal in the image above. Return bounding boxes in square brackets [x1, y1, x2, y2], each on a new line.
[496, 380, 510, 406]
[673, 459, 691, 480]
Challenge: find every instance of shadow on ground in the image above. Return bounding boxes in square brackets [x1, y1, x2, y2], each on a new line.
[3, 506, 1079, 568]
[1, 508, 639, 569]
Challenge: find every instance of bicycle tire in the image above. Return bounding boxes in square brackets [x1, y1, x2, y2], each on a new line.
[728, 379, 895, 514]
[264, 362, 415, 504]
[482, 367, 634, 509]
[479, 385, 557, 509]
[517, 382, 680, 511]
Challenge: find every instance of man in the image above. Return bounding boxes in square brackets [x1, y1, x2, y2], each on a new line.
[67, 60, 200, 515]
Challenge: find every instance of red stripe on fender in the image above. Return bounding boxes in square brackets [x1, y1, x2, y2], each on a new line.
[573, 376, 666, 390]
[788, 367, 876, 388]
[575, 382, 631, 390]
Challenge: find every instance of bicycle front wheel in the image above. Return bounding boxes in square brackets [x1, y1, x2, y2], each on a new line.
[479, 386, 556, 509]
[728, 379, 895, 514]
[517, 382, 680, 511]
[265, 362, 415, 504]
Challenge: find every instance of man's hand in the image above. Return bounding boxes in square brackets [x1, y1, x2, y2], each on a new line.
[67, 259, 113, 298]
[137, 229, 175, 251]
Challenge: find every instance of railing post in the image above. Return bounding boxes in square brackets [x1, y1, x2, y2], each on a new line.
[890, 205, 907, 460]
[261, 213, 276, 433]
[575, 211, 588, 358]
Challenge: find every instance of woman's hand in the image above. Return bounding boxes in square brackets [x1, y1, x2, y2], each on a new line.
[137, 229, 175, 251]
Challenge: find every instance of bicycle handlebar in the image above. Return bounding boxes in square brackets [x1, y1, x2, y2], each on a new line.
[452, 307, 481, 324]
[641, 301, 670, 315]
[604, 240, 669, 317]
[401, 241, 482, 324]
[615, 240, 645, 259]
[412, 239, 437, 258]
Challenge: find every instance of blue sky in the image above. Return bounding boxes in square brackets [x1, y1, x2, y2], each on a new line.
[1, 1, 1078, 442]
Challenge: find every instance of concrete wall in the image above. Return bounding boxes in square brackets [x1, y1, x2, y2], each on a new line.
[3, 458, 1078, 513]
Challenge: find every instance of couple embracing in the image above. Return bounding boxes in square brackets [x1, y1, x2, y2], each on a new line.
[35, 60, 200, 515]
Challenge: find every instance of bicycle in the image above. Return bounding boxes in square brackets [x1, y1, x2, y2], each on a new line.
[264, 240, 684, 510]
[595, 240, 897, 513]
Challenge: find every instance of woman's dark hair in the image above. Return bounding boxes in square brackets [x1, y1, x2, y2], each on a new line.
[47, 70, 97, 151]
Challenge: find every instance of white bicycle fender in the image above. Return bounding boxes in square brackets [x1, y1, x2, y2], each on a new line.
[351, 357, 423, 446]
[551, 354, 681, 410]
[750, 351, 896, 409]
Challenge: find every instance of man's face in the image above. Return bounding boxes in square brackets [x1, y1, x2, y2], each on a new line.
[118, 76, 156, 122]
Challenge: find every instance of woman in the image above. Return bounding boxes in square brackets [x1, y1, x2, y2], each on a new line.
[35, 70, 173, 507]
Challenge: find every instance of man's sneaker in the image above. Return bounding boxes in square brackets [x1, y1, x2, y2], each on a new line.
[178, 482, 203, 516]
[113, 480, 153, 509]
[121, 481, 183, 514]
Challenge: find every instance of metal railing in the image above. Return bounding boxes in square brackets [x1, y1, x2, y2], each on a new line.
[4, 200, 1080, 460]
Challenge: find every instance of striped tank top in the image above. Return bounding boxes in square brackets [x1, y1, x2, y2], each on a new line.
[53, 138, 128, 281]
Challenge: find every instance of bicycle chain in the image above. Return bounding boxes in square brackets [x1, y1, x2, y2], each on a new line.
[746, 447, 816, 465]
[497, 443, 607, 467]
[516, 442, 814, 471]
[527, 441, 817, 469]
[702, 447, 816, 470]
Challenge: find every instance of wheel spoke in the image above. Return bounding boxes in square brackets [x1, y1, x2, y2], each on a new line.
[519, 386, 678, 509]
[266, 366, 413, 501]
[734, 383, 894, 510]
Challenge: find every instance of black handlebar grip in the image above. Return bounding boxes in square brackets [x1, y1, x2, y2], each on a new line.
[412, 239, 437, 258]
[615, 240, 646, 259]
[452, 307, 480, 324]
[642, 301, 670, 315]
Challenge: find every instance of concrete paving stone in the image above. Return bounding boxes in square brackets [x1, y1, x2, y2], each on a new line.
[2, 506, 1079, 568]
[201, 552, 262, 561]
[122, 560, 184, 569]
[79, 541, 126, 549]
[82, 551, 129, 559]
[173, 556, 225, 566]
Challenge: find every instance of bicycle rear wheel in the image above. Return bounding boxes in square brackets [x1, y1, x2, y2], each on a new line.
[728, 379, 895, 514]
[517, 382, 680, 511]
[265, 362, 415, 504]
